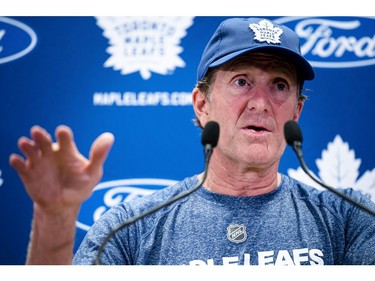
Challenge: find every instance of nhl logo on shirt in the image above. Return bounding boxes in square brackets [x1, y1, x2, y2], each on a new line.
[227, 224, 247, 244]
[249, 19, 283, 44]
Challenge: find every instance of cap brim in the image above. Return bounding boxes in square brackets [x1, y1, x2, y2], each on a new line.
[209, 46, 315, 81]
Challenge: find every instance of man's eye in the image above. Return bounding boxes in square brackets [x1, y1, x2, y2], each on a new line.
[275, 82, 288, 91]
[234, 78, 248, 87]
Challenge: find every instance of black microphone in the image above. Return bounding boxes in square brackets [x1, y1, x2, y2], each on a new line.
[94, 120, 220, 265]
[284, 120, 375, 217]
[202, 119, 219, 165]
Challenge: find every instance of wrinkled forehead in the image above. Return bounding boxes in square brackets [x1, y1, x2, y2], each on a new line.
[220, 52, 299, 83]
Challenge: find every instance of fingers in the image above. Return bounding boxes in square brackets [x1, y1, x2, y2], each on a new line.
[55, 125, 78, 154]
[10, 125, 114, 178]
[9, 153, 27, 175]
[14, 126, 53, 159]
[30, 126, 54, 156]
[9, 136, 39, 175]
[88, 132, 115, 174]
[9, 126, 54, 175]
[18, 136, 39, 160]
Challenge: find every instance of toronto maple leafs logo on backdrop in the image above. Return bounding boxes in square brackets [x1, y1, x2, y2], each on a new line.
[288, 135, 375, 201]
[96, 16, 194, 80]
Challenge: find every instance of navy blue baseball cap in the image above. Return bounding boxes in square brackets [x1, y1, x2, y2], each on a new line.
[197, 17, 315, 82]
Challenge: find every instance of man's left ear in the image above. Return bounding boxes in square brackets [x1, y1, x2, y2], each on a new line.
[293, 101, 304, 121]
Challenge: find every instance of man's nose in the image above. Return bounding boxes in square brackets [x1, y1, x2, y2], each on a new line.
[246, 85, 270, 113]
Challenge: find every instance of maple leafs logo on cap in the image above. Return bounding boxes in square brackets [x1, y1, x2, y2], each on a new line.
[249, 19, 283, 44]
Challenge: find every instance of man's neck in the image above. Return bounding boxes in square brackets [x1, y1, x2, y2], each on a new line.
[199, 159, 281, 197]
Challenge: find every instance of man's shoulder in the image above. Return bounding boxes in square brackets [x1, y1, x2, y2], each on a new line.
[113, 175, 199, 215]
[283, 174, 375, 219]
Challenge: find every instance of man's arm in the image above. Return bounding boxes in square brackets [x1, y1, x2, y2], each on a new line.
[26, 204, 80, 264]
[9, 125, 114, 264]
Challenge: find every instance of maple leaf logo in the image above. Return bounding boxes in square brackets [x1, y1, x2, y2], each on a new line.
[288, 135, 375, 201]
[249, 19, 283, 44]
[96, 16, 194, 80]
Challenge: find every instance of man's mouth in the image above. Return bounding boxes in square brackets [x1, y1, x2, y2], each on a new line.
[245, 125, 269, 132]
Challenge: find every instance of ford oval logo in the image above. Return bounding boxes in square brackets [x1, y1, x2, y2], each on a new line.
[0, 17, 37, 64]
[76, 178, 178, 231]
[275, 16, 375, 68]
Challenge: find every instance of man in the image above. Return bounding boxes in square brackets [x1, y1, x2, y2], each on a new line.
[10, 17, 375, 265]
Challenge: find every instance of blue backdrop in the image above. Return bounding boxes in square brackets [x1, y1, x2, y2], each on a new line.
[0, 16, 374, 265]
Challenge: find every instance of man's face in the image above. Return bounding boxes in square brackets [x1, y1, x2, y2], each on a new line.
[196, 57, 303, 170]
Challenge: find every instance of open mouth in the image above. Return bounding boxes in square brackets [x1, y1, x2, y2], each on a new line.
[246, 125, 268, 132]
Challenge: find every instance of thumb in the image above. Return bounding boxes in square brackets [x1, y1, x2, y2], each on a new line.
[88, 132, 115, 174]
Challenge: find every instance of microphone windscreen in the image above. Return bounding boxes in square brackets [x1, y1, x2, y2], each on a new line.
[202, 121, 220, 147]
[284, 120, 303, 146]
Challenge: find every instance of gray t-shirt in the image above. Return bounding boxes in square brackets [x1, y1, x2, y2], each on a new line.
[73, 174, 375, 265]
